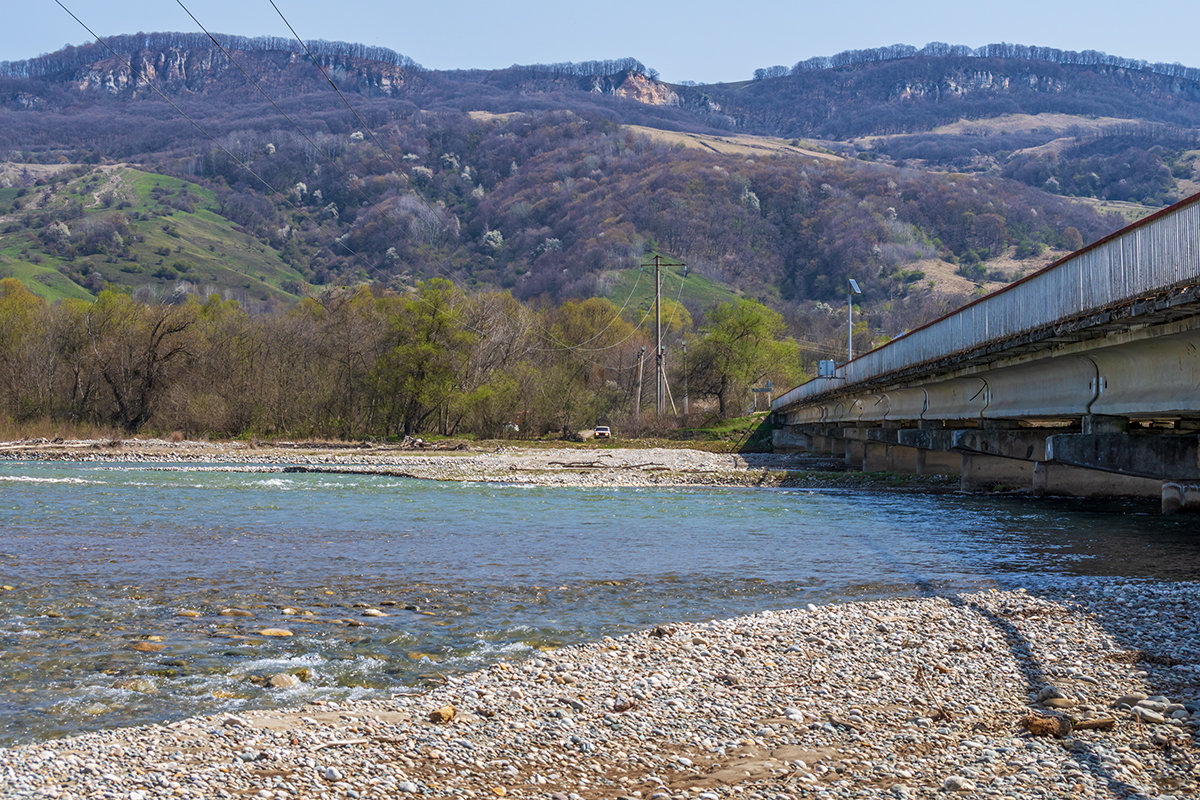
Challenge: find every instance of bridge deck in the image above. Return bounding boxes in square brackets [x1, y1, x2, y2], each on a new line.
[774, 193, 1200, 410]
[771, 192, 1200, 511]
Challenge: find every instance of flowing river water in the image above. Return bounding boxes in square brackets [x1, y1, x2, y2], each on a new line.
[1, 460, 1198, 746]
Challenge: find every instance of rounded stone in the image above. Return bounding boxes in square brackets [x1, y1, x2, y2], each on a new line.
[257, 628, 293, 637]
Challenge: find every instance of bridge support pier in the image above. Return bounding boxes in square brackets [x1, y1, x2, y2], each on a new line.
[960, 454, 1034, 492]
[1161, 482, 1200, 514]
[1031, 462, 1160, 498]
[888, 445, 920, 474]
[863, 441, 889, 472]
[772, 427, 808, 451]
[917, 449, 961, 476]
[845, 439, 865, 466]
[813, 434, 838, 456]
[862, 443, 922, 473]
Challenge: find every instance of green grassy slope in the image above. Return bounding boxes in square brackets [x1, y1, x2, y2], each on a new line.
[604, 262, 742, 321]
[0, 166, 308, 302]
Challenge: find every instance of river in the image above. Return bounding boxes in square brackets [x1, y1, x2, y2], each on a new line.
[1, 460, 1197, 745]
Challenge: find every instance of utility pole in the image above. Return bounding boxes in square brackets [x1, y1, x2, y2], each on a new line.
[634, 346, 645, 420]
[655, 255, 665, 416]
[847, 277, 862, 363]
[681, 340, 689, 416]
[643, 253, 686, 416]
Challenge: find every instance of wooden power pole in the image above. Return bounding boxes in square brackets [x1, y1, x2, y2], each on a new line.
[643, 253, 687, 416]
[634, 346, 645, 420]
[655, 255, 665, 416]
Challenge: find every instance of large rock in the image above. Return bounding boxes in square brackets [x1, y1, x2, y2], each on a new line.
[268, 673, 301, 689]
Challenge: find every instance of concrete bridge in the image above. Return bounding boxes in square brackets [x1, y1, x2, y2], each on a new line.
[772, 192, 1200, 513]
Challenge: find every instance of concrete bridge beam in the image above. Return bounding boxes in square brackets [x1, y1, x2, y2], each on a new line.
[867, 428, 902, 444]
[1046, 433, 1200, 480]
[897, 427, 1054, 461]
[952, 429, 1051, 461]
[897, 428, 956, 451]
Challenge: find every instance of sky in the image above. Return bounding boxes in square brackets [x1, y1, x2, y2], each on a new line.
[5, 0, 1200, 85]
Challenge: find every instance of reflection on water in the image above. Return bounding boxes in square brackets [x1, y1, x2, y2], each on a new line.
[0, 460, 1197, 744]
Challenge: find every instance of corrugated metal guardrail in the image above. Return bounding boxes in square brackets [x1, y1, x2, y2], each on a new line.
[774, 194, 1200, 412]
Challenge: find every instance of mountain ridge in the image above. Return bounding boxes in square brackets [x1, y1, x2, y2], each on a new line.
[3, 34, 1195, 328]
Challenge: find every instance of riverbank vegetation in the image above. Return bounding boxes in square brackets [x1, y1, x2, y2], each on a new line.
[0, 277, 804, 440]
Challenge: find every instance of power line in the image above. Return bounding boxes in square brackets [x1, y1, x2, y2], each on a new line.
[263, 0, 659, 358]
[51, 0, 683, 364]
[265, 0, 414, 181]
[173, 0, 349, 183]
[51, 0, 344, 261]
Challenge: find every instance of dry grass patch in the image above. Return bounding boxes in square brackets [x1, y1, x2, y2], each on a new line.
[624, 125, 840, 161]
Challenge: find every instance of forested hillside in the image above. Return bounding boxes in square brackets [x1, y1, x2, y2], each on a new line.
[0, 35, 1137, 305]
[1, 34, 1195, 433]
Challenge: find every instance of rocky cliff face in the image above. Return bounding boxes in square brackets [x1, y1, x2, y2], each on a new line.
[66, 45, 414, 97]
[580, 70, 676, 106]
[611, 72, 679, 106]
[891, 69, 1071, 102]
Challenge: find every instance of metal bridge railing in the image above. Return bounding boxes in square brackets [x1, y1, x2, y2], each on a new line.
[775, 194, 1200, 412]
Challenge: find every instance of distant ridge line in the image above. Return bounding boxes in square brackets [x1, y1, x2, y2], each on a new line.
[5, 34, 1200, 91]
[753, 42, 1200, 85]
[0, 31, 422, 79]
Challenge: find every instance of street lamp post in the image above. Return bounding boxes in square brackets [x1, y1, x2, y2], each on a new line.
[847, 277, 862, 362]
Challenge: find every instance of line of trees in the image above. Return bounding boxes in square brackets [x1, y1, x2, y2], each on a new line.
[0, 33, 422, 79]
[0, 278, 803, 438]
[768, 42, 1200, 84]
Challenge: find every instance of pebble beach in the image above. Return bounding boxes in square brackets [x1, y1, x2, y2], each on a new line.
[2, 439, 1196, 798]
[2, 583, 1197, 800]
[0, 438, 836, 488]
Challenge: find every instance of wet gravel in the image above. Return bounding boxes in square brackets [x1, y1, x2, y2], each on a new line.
[2, 583, 1196, 799]
[0, 439, 851, 488]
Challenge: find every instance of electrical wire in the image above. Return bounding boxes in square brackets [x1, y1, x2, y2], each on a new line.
[54, 0, 689, 364]
[263, 0, 660, 357]
[51, 0, 344, 260]
[566, 258, 688, 355]
[553, 265, 646, 350]
[559, 260, 690, 376]
[174, 0, 349, 183]
[265, 0, 416, 181]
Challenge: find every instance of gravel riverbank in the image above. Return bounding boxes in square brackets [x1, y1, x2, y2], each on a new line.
[0, 438, 881, 489]
[2, 583, 1197, 800]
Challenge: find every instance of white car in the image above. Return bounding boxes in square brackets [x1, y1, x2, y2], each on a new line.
[593, 425, 612, 439]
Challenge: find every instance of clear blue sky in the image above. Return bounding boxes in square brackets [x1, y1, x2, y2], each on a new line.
[6, 0, 1200, 85]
